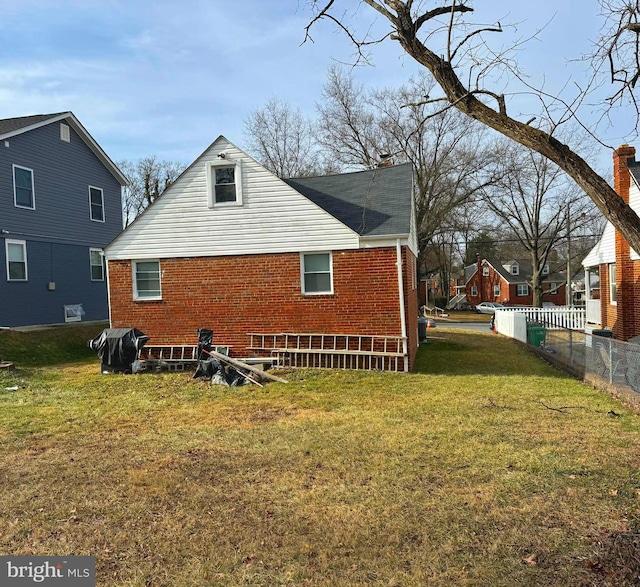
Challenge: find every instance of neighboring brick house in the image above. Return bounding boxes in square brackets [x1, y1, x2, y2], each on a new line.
[0, 112, 127, 327]
[105, 136, 419, 371]
[465, 257, 567, 307]
[582, 144, 640, 340]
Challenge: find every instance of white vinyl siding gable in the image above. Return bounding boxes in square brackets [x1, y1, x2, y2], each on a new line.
[630, 178, 640, 260]
[105, 138, 359, 261]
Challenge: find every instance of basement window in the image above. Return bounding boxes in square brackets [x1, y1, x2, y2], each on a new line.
[64, 304, 84, 323]
[133, 260, 162, 300]
[207, 159, 243, 207]
[301, 252, 333, 295]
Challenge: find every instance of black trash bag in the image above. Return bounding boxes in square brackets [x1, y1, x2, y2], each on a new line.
[197, 328, 213, 360]
[193, 357, 249, 386]
[88, 328, 149, 373]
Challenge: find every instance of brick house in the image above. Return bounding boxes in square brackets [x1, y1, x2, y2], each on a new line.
[582, 144, 640, 340]
[105, 136, 419, 371]
[465, 257, 567, 307]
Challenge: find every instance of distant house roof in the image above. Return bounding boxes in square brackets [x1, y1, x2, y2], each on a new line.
[284, 163, 413, 237]
[466, 258, 565, 284]
[0, 111, 128, 185]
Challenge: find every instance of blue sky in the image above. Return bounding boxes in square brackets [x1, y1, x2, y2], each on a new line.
[0, 0, 633, 172]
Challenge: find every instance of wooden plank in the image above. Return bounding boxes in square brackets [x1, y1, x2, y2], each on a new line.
[203, 349, 288, 384]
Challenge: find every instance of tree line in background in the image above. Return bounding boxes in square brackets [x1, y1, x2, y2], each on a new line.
[243, 65, 604, 306]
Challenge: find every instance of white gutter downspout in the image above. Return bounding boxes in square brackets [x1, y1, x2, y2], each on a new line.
[396, 239, 409, 372]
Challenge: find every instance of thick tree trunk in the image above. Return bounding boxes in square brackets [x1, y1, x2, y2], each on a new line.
[385, 3, 640, 255]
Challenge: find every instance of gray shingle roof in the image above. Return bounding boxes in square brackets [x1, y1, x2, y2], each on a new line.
[0, 113, 67, 136]
[284, 163, 413, 237]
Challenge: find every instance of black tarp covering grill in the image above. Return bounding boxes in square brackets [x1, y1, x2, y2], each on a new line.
[88, 328, 149, 373]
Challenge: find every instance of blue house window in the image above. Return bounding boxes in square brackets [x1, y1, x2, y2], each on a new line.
[89, 186, 104, 222]
[13, 165, 35, 209]
[6, 240, 27, 281]
[90, 248, 104, 281]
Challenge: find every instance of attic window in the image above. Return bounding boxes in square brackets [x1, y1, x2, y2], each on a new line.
[60, 123, 70, 142]
[510, 264, 519, 275]
[207, 159, 243, 207]
[542, 264, 549, 275]
[482, 267, 489, 276]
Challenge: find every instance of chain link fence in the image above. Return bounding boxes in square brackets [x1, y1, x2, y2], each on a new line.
[542, 328, 640, 405]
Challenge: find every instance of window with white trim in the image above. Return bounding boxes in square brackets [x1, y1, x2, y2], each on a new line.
[548, 282, 557, 291]
[517, 284, 529, 296]
[6, 240, 27, 281]
[133, 260, 161, 300]
[13, 165, 35, 209]
[471, 285, 478, 296]
[493, 285, 500, 297]
[510, 263, 519, 275]
[89, 186, 105, 222]
[90, 248, 104, 281]
[482, 267, 490, 276]
[207, 159, 243, 207]
[542, 264, 550, 275]
[609, 263, 617, 305]
[301, 252, 333, 294]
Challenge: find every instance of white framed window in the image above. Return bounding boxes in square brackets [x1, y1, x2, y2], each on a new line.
[609, 263, 617, 305]
[6, 239, 27, 281]
[13, 165, 35, 209]
[482, 267, 490, 276]
[64, 304, 84, 323]
[60, 123, 70, 142]
[517, 284, 529, 296]
[548, 282, 557, 291]
[90, 248, 104, 281]
[493, 285, 500, 297]
[510, 263, 519, 275]
[89, 186, 105, 222]
[206, 159, 243, 207]
[301, 252, 333, 295]
[471, 285, 478, 296]
[133, 260, 162, 300]
[542, 264, 550, 275]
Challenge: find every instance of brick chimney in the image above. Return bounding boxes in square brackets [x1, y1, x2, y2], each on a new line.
[612, 145, 639, 340]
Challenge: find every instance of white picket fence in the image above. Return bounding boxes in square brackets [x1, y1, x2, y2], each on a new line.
[496, 306, 586, 332]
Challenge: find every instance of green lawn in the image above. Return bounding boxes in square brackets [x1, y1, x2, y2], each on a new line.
[0, 325, 639, 586]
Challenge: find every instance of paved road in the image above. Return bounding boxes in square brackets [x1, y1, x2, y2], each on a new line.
[432, 321, 493, 332]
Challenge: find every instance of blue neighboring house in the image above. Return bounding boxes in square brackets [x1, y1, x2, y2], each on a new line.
[0, 112, 127, 328]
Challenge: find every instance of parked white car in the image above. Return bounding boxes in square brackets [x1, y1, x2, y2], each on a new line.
[475, 302, 505, 314]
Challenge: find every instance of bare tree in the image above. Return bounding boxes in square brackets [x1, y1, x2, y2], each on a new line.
[317, 66, 499, 270]
[304, 1, 640, 256]
[484, 140, 597, 306]
[243, 97, 330, 178]
[119, 156, 186, 227]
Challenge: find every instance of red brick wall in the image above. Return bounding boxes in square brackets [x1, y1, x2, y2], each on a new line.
[108, 246, 419, 369]
[612, 145, 640, 340]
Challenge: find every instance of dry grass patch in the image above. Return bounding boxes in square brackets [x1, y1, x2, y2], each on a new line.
[0, 329, 640, 585]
